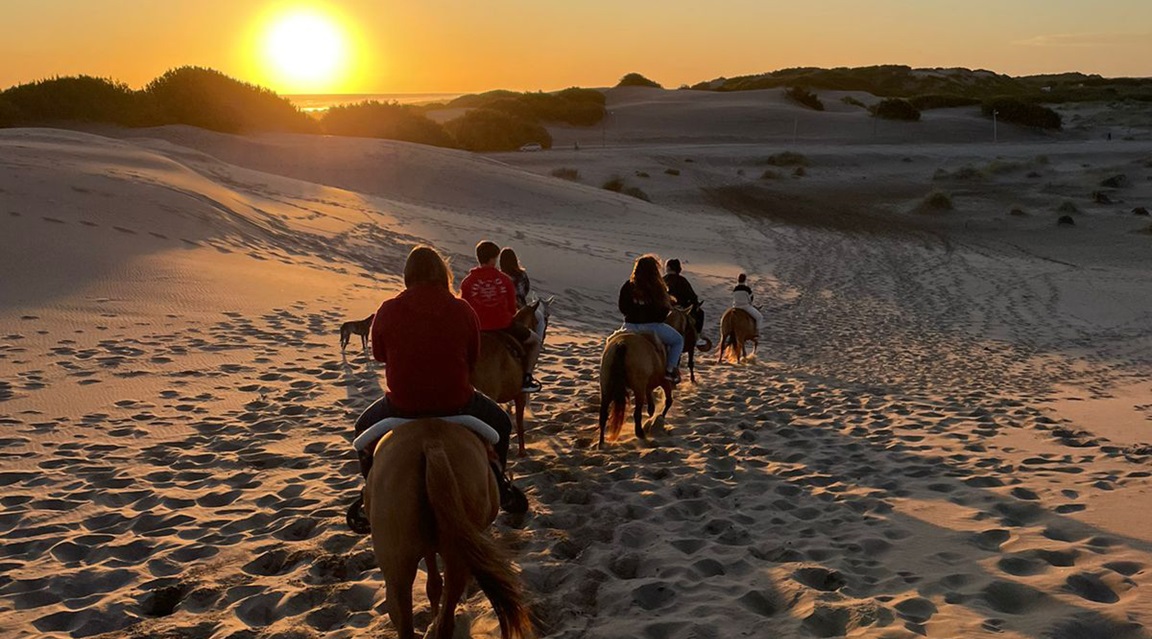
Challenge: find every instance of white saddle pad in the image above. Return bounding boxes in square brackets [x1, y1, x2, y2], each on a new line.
[353, 415, 500, 453]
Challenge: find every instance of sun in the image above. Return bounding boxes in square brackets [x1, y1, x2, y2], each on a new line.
[260, 8, 350, 93]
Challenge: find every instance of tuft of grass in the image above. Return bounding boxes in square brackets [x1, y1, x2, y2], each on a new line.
[1058, 200, 1079, 214]
[1099, 174, 1128, 188]
[1057, 215, 1076, 226]
[622, 187, 651, 202]
[920, 190, 954, 211]
[664, 168, 680, 176]
[635, 171, 650, 178]
[1009, 207, 1028, 217]
[934, 165, 983, 181]
[793, 166, 807, 177]
[550, 167, 580, 181]
[760, 169, 781, 180]
[602, 176, 625, 192]
[785, 86, 824, 111]
[764, 151, 808, 167]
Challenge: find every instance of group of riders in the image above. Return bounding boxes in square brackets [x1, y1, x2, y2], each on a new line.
[346, 242, 761, 532]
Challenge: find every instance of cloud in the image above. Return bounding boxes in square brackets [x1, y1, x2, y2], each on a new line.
[1015, 32, 1150, 47]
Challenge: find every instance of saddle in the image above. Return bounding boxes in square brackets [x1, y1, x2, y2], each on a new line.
[353, 415, 500, 455]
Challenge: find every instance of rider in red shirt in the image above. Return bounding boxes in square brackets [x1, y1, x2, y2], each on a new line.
[460, 240, 543, 393]
[346, 245, 526, 533]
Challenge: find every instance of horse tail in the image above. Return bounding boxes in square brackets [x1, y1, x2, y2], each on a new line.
[424, 442, 530, 639]
[604, 343, 629, 442]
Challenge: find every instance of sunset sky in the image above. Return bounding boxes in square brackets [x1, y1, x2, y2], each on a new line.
[2, 0, 1151, 95]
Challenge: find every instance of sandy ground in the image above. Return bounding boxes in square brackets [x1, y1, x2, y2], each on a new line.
[2, 86, 1151, 639]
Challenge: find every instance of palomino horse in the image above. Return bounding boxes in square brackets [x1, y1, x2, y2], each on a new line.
[366, 420, 531, 639]
[472, 299, 551, 456]
[598, 331, 674, 446]
[666, 305, 713, 383]
[717, 307, 758, 363]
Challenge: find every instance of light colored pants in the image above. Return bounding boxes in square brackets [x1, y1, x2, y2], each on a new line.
[623, 322, 684, 370]
[734, 304, 762, 330]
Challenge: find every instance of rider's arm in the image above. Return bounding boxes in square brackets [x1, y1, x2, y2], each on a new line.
[618, 282, 634, 317]
[463, 303, 480, 367]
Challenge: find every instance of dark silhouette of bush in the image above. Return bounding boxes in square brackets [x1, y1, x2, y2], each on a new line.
[445, 88, 605, 126]
[919, 190, 953, 211]
[785, 86, 824, 111]
[617, 73, 662, 89]
[664, 168, 680, 176]
[841, 96, 866, 108]
[982, 97, 1061, 130]
[764, 151, 808, 167]
[870, 98, 921, 121]
[602, 176, 625, 192]
[0, 96, 20, 127]
[444, 108, 551, 152]
[146, 67, 316, 133]
[1, 75, 160, 126]
[551, 167, 580, 181]
[622, 187, 650, 202]
[1057, 215, 1076, 226]
[321, 101, 454, 147]
[909, 94, 981, 110]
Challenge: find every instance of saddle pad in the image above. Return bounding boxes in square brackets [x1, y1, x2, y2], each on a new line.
[353, 415, 500, 452]
[608, 328, 664, 352]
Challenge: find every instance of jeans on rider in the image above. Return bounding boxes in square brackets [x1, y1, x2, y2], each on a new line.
[622, 322, 684, 371]
[353, 391, 513, 477]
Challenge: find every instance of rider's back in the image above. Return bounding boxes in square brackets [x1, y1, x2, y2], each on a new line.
[461, 265, 517, 330]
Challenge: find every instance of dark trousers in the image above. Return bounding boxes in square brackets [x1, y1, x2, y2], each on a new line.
[354, 391, 513, 477]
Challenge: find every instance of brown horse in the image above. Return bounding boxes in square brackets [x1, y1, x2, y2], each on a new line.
[472, 300, 550, 456]
[665, 305, 713, 383]
[366, 420, 531, 639]
[717, 307, 758, 363]
[598, 331, 674, 446]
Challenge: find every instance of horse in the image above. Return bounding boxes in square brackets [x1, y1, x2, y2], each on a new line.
[365, 420, 531, 639]
[665, 304, 713, 383]
[598, 331, 674, 446]
[472, 299, 551, 456]
[717, 307, 758, 364]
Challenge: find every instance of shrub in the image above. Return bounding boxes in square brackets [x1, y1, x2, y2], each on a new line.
[321, 101, 454, 146]
[602, 176, 625, 192]
[908, 94, 981, 110]
[793, 166, 807, 177]
[1057, 215, 1076, 226]
[870, 98, 921, 121]
[1134, 207, 1150, 216]
[785, 86, 824, 111]
[0, 96, 19, 127]
[1100, 174, 1128, 188]
[982, 97, 1062, 130]
[446, 88, 605, 126]
[622, 187, 651, 202]
[1010, 207, 1028, 216]
[921, 190, 953, 211]
[664, 168, 680, 176]
[841, 96, 866, 108]
[764, 151, 808, 167]
[550, 167, 580, 181]
[1, 75, 161, 127]
[617, 73, 662, 89]
[444, 108, 551, 152]
[147, 67, 315, 133]
[760, 169, 781, 180]
[635, 171, 650, 178]
[1058, 200, 1079, 214]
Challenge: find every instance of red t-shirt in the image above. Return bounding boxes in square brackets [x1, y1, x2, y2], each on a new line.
[460, 265, 517, 331]
[371, 284, 479, 414]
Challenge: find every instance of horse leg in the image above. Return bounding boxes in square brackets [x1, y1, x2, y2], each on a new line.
[717, 333, 727, 364]
[514, 395, 527, 456]
[424, 553, 442, 619]
[661, 380, 674, 417]
[634, 398, 646, 441]
[646, 391, 655, 417]
[384, 554, 421, 639]
[688, 346, 695, 384]
[429, 552, 469, 639]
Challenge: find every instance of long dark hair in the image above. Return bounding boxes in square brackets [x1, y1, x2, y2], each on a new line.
[630, 254, 670, 306]
[403, 245, 453, 290]
[499, 247, 524, 278]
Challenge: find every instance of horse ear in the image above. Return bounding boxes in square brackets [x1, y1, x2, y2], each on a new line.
[528, 300, 541, 311]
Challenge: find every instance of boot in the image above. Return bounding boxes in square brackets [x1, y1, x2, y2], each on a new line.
[492, 463, 529, 514]
[346, 489, 370, 534]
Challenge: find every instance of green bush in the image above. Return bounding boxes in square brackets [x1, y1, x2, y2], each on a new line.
[785, 86, 824, 111]
[321, 101, 454, 146]
[446, 88, 605, 126]
[764, 151, 808, 167]
[617, 73, 662, 89]
[982, 97, 1062, 130]
[444, 108, 551, 152]
[870, 98, 921, 121]
[908, 94, 981, 110]
[550, 167, 580, 180]
[921, 190, 953, 211]
[147, 67, 315, 133]
[1, 75, 160, 126]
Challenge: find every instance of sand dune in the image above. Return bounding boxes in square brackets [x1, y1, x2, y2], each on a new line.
[2, 87, 1151, 639]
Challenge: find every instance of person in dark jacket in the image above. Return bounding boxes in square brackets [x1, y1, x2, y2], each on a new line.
[664, 258, 704, 335]
[619, 254, 685, 383]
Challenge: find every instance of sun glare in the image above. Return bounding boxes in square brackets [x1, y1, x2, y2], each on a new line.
[260, 8, 351, 93]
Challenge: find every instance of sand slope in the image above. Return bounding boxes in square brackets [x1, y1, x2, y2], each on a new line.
[2, 90, 1151, 639]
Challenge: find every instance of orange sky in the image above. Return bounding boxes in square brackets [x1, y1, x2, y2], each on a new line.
[2, 0, 1151, 94]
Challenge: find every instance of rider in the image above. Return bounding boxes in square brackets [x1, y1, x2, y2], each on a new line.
[461, 241, 543, 393]
[499, 246, 547, 343]
[732, 273, 763, 330]
[663, 258, 705, 338]
[619, 254, 685, 383]
[347, 245, 526, 532]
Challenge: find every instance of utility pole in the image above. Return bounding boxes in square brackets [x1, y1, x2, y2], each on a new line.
[993, 109, 999, 144]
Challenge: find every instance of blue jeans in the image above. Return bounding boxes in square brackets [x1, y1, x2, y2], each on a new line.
[623, 322, 684, 371]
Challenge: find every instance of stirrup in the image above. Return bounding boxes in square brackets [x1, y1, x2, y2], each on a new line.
[346, 492, 371, 535]
[493, 466, 530, 515]
[520, 376, 542, 393]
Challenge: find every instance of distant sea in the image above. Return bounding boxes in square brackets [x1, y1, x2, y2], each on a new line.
[286, 93, 464, 113]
